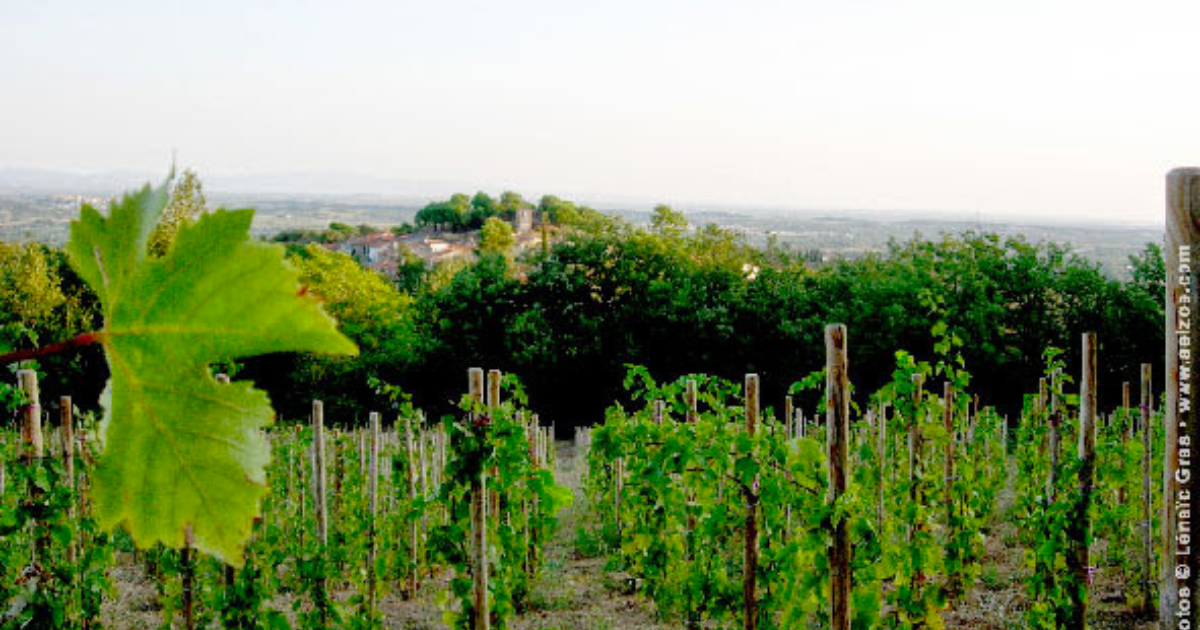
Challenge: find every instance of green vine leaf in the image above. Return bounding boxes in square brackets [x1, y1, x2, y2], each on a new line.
[66, 181, 358, 565]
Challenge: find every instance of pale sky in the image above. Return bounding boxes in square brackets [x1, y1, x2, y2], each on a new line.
[1, 0, 1196, 224]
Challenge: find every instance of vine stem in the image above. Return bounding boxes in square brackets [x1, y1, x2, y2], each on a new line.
[0, 332, 103, 367]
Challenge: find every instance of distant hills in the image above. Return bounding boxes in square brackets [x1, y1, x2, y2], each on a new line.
[0, 167, 1162, 279]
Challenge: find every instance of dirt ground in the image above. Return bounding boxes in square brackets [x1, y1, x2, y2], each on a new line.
[101, 444, 1159, 630]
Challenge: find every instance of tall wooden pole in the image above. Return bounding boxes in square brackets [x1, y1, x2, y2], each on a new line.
[1165, 167, 1200, 628]
[404, 416, 420, 597]
[486, 369, 502, 519]
[18, 370, 42, 463]
[18, 370, 44, 568]
[826, 325, 851, 630]
[944, 382, 955, 519]
[784, 395, 794, 440]
[686, 379, 698, 423]
[1049, 369, 1062, 500]
[468, 367, 489, 630]
[1141, 363, 1155, 616]
[908, 372, 925, 547]
[368, 411, 381, 612]
[877, 403, 887, 532]
[743, 373, 760, 630]
[60, 396, 77, 567]
[1068, 332, 1098, 630]
[312, 399, 328, 628]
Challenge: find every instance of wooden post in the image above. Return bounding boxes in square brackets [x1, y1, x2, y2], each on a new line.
[1141, 363, 1155, 616]
[684, 377, 699, 630]
[17, 370, 45, 570]
[368, 412, 380, 612]
[686, 379, 698, 423]
[1165, 167, 1200, 628]
[614, 457, 624, 539]
[969, 394, 979, 448]
[743, 373, 760, 630]
[653, 399, 664, 425]
[1068, 332, 1098, 630]
[1049, 368, 1062, 500]
[312, 399, 328, 628]
[877, 403, 887, 532]
[468, 367, 489, 630]
[944, 382, 955, 520]
[785, 395, 794, 440]
[61, 396, 77, 566]
[1120, 381, 1131, 505]
[486, 369, 502, 520]
[18, 370, 43, 463]
[527, 411, 541, 576]
[313, 401, 328, 545]
[404, 416, 420, 597]
[1002, 414, 1008, 456]
[826, 325, 851, 630]
[1123, 381, 1132, 434]
[908, 372, 925, 546]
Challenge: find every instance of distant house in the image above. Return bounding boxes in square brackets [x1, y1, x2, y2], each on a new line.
[334, 233, 401, 265]
[397, 233, 475, 266]
[328, 233, 405, 276]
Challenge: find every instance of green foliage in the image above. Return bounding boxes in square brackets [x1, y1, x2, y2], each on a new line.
[0, 242, 65, 334]
[428, 375, 571, 629]
[586, 367, 883, 629]
[147, 169, 207, 257]
[65, 181, 358, 564]
[479, 217, 516, 256]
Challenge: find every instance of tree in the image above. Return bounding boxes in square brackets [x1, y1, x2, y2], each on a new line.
[651, 204, 688, 238]
[499, 191, 527, 219]
[539, 194, 580, 226]
[147, 169, 207, 257]
[479, 216, 516, 256]
[0, 243, 65, 345]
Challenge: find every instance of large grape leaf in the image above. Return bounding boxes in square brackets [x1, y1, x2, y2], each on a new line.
[66, 181, 358, 565]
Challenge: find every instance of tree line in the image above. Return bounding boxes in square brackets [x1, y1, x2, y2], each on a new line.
[0, 180, 1164, 433]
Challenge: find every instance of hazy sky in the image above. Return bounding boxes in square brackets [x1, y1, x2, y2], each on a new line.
[1, 0, 1196, 224]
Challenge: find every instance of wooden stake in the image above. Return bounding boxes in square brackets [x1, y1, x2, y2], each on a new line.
[1049, 369, 1061, 500]
[312, 399, 329, 627]
[487, 369, 501, 519]
[404, 416, 420, 597]
[686, 379, 698, 423]
[743, 373, 760, 630]
[877, 403, 887, 533]
[944, 382, 955, 517]
[826, 325, 851, 630]
[908, 372, 925, 546]
[1165, 167, 1200, 626]
[18, 370, 45, 568]
[18, 370, 42, 463]
[1140, 363, 1154, 616]
[368, 412, 380, 612]
[784, 395, 794, 440]
[1068, 332, 1098, 630]
[61, 396, 77, 566]
[468, 367, 489, 630]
